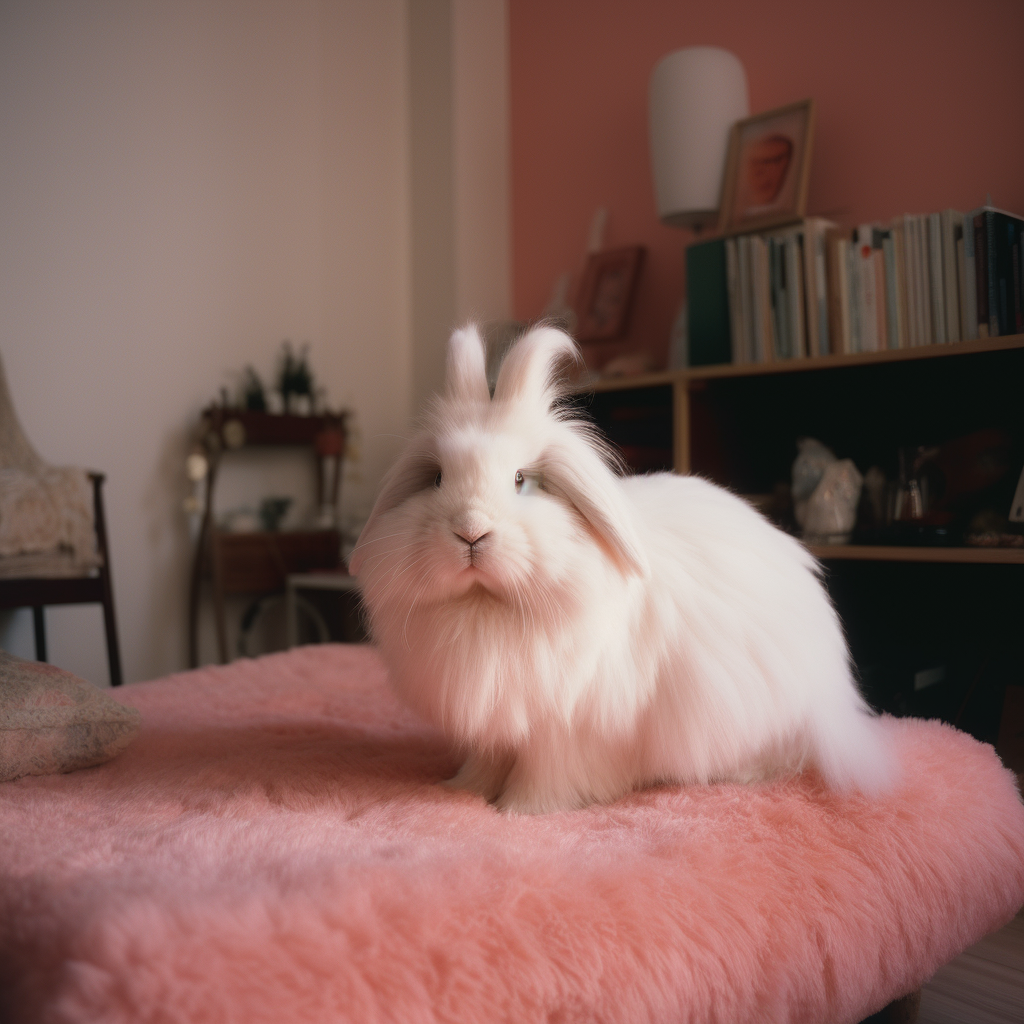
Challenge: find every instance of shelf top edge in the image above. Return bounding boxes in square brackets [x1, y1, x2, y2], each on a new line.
[581, 334, 1024, 393]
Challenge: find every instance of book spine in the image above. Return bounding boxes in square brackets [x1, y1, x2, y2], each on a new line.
[750, 236, 764, 362]
[883, 235, 900, 349]
[857, 226, 877, 352]
[916, 216, 933, 345]
[844, 238, 856, 352]
[788, 236, 806, 357]
[904, 215, 921, 345]
[800, 227, 818, 358]
[685, 238, 732, 365]
[1013, 222, 1023, 334]
[838, 237, 853, 353]
[992, 213, 1021, 337]
[873, 247, 888, 350]
[941, 209, 962, 342]
[892, 219, 909, 348]
[825, 228, 846, 355]
[956, 234, 968, 341]
[725, 237, 743, 363]
[986, 211, 1000, 336]
[927, 212, 946, 343]
[975, 214, 989, 338]
[963, 212, 979, 340]
[740, 235, 755, 362]
[757, 237, 775, 361]
[770, 239, 786, 358]
[814, 230, 830, 355]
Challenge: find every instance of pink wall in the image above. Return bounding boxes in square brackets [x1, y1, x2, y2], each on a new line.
[510, 0, 1024, 369]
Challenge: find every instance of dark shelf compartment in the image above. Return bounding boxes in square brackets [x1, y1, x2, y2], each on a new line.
[584, 383, 674, 473]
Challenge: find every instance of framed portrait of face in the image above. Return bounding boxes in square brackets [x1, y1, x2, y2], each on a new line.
[718, 99, 815, 235]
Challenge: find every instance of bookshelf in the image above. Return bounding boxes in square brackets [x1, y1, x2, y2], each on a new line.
[583, 336, 1024, 744]
[587, 334, 1024, 564]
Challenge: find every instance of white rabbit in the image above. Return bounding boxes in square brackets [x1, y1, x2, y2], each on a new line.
[350, 324, 896, 813]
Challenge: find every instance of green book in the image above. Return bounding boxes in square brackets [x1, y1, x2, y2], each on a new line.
[686, 238, 732, 366]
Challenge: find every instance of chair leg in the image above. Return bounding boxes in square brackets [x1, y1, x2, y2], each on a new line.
[32, 606, 47, 662]
[100, 586, 123, 687]
[89, 473, 124, 687]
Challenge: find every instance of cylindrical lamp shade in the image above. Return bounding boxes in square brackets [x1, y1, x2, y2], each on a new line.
[649, 47, 749, 229]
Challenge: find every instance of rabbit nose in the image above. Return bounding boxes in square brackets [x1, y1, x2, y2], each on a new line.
[452, 512, 491, 547]
[454, 527, 491, 547]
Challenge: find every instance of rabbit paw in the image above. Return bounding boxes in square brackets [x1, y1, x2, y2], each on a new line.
[440, 750, 513, 802]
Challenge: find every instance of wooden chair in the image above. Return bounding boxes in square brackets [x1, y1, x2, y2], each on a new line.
[0, 352, 122, 686]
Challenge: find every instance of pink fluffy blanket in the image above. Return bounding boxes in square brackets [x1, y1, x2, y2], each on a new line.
[1, 645, 1022, 1024]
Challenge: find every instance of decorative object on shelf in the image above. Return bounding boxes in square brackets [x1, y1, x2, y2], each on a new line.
[803, 460, 863, 544]
[241, 366, 267, 411]
[219, 508, 260, 534]
[792, 438, 835, 524]
[791, 438, 862, 544]
[861, 466, 888, 529]
[574, 246, 645, 344]
[221, 418, 246, 449]
[257, 497, 292, 532]
[893, 445, 936, 523]
[276, 342, 314, 414]
[718, 99, 815, 236]
[648, 47, 749, 231]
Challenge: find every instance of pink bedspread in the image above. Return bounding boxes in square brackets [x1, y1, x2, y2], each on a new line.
[1, 645, 1022, 1024]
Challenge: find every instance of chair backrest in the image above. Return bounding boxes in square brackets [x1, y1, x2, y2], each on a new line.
[0, 349, 46, 474]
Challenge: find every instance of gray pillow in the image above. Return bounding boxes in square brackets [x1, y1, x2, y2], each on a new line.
[0, 649, 140, 782]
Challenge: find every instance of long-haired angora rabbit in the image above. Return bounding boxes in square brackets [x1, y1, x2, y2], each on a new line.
[350, 324, 896, 813]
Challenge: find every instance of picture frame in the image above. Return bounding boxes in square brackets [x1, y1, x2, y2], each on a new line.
[717, 99, 816, 235]
[574, 245, 646, 343]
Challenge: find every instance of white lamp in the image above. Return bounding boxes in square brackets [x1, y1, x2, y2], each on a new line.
[648, 47, 749, 230]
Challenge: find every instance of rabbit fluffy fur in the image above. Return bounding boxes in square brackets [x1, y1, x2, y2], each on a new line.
[350, 325, 895, 813]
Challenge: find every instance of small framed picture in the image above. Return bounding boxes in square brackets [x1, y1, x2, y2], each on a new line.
[574, 245, 645, 343]
[718, 99, 816, 235]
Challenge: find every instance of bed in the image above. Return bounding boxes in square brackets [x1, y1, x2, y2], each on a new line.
[1, 643, 1022, 1023]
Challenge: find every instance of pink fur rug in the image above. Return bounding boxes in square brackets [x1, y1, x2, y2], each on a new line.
[1, 644, 1022, 1024]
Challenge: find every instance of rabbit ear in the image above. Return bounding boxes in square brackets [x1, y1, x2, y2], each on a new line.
[348, 445, 436, 576]
[492, 326, 579, 409]
[445, 324, 490, 403]
[540, 434, 650, 579]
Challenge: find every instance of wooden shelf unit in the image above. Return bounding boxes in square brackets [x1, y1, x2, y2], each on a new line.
[807, 544, 1024, 565]
[589, 333, 1024, 479]
[187, 409, 347, 667]
[584, 336, 1024, 743]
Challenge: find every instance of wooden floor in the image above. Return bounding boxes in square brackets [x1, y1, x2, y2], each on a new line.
[918, 910, 1024, 1023]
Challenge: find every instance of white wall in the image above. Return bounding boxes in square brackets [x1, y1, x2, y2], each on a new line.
[0, 0, 415, 682]
[452, 0, 510, 327]
[408, 0, 510, 412]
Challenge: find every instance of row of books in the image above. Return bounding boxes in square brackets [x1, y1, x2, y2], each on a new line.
[685, 206, 1024, 367]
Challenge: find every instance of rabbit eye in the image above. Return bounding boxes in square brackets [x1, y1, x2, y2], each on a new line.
[434, 471, 442, 488]
[515, 470, 542, 495]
